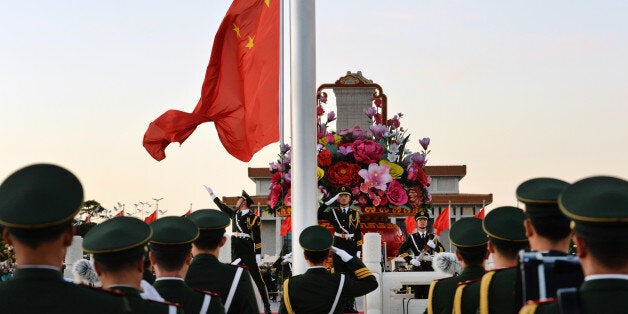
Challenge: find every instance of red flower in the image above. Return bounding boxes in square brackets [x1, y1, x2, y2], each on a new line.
[271, 171, 284, 186]
[317, 105, 325, 116]
[268, 184, 283, 208]
[352, 140, 384, 164]
[416, 166, 429, 187]
[283, 189, 292, 207]
[327, 161, 362, 187]
[386, 180, 408, 206]
[317, 150, 332, 167]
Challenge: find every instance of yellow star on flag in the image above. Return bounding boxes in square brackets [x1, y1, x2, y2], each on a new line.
[232, 23, 241, 38]
[245, 35, 255, 49]
[265, 0, 270, 7]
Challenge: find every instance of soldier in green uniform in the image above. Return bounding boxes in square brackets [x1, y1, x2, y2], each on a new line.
[0, 164, 129, 313]
[515, 177, 583, 306]
[453, 206, 529, 314]
[520, 176, 628, 313]
[318, 186, 363, 313]
[149, 216, 225, 314]
[83, 216, 183, 313]
[204, 186, 272, 314]
[278, 225, 378, 314]
[427, 217, 488, 314]
[185, 209, 260, 314]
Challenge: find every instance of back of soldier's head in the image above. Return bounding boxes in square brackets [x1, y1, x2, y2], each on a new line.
[187, 209, 229, 250]
[517, 178, 571, 243]
[483, 206, 529, 261]
[0, 164, 83, 250]
[559, 176, 628, 270]
[149, 216, 198, 272]
[450, 218, 488, 267]
[300, 225, 333, 265]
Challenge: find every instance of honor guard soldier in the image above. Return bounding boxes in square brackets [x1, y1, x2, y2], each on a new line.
[398, 209, 446, 271]
[278, 225, 378, 314]
[516, 178, 583, 305]
[149, 216, 225, 314]
[318, 186, 363, 313]
[185, 209, 259, 314]
[520, 176, 628, 314]
[83, 216, 183, 313]
[427, 217, 488, 314]
[453, 206, 529, 314]
[204, 186, 272, 314]
[0, 164, 129, 313]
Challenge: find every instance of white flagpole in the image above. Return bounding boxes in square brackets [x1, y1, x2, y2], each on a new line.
[279, 0, 285, 149]
[448, 201, 452, 252]
[289, 0, 317, 275]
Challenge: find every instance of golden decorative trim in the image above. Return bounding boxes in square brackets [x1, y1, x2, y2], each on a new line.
[282, 279, 293, 314]
[479, 270, 496, 314]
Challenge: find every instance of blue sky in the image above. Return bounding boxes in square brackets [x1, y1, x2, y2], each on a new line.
[1, 0, 627, 217]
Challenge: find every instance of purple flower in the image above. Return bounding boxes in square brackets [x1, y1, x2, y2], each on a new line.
[363, 107, 377, 119]
[404, 152, 426, 167]
[327, 111, 336, 122]
[280, 144, 291, 154]
[369, 124, 387, 140]
[338, 145, 353, 155]
[269, 162, 283, 172]
[318, 123, 327, 138]
[419, 137, 430, 150]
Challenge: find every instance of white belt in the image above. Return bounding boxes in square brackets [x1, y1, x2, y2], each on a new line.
[233, 232, 251, 238]
[334, 232, 354, 239]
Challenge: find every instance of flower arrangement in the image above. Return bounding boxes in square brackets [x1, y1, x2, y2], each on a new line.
[267, 94, 432, 214]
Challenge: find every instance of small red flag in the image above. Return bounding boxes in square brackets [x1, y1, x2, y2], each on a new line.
[433, 207, 450, 236]
[404, 215, 417, 234]
[279, 217, 291, 237]
[143, 0, 280, 162]
[84, 216, 90, 223]
[115, 210, 124, 217]
[183, 209, 191, 217]
[144, 210, 158, 224]
[474, 207, 485, 219]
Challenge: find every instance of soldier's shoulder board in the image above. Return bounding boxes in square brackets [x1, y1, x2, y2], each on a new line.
[79, 284, 125, 297]
[146, 298, 182, 307]
[456, 278, 481, 287]
[193, 288, 220, 297]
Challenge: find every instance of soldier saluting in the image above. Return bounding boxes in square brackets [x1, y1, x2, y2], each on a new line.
[317, 186, 363, 313]
[204, 186, 272, 314]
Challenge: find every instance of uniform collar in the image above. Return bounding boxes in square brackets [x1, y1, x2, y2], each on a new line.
[239, 209, 250, 216]
[585, 274, 628, 281]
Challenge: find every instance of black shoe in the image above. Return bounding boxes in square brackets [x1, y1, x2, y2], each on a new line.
[264, 304, 272, 314]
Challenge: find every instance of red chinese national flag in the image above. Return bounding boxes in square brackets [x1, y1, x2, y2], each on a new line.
[183, 209, 192, 217]
[144, 210, 158, 224]
[474, 207, 485, 219]
[433, 207, 450, 236]
[143, 0, 280, 162]
[115, 210, 124, 217]
[404, 215, 417, 234]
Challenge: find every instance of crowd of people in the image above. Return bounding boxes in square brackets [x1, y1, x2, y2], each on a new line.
[0, 163, 626, 314]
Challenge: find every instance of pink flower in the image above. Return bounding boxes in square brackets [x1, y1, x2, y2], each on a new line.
[338, 145, 353, 155]
[283, 189, 292, 207]
[327, 111, 336, 122]
[363, 107, 377, 119]
[317, 91, 327, 104]
[269, 162, 283, 172]
[271, 172, 283, 186]
[268, 184, 283, 208]
[419, 137, 430, 150]
[340, 126, 367, 140]
[317, 105, 325, 116]
[325, 133, 335, 145]
[358, 163, 392, 191]
[374, 113, 382, 124]
[386, 180, 408, 206]
[369, 124, 387, 140]
[352, 140, 384, 164]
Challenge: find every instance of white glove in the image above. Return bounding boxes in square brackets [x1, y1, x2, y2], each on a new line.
[410, 259, 421, 267]
[356, 251, 361, 259]
[427, 240, 436, 249]
[421, 254, 433, 262]
[256, 254, 261, 265]
[282, 252, 293, 260]
[331, 246, 352, 263]
[140, 280, 165, 301]
[203, 185, 214, 197]
[231, 258, 242, 265]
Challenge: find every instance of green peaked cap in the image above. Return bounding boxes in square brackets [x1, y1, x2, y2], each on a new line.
[188, 209, 230, 230]
[83, 216, 151, 257]
[559, 176, 628, 241]
[449, 217, 487, 247]
[483, 206, 527, 242]
[0, 164, 83, 229]
[516, 177, 569, 218]
[150, 216, 199, 245]
[299, 225, 333, 251]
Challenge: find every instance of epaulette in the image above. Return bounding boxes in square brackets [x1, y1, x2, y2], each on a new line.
[225, 263, 249, 270]
[526, 298, 557, 306]
[487, 265, 517, 273]
[456, 278, 481, 287]
[79, 283, 125, 297]
[146, 299, 182, 307]
[193, 288, 220, 297]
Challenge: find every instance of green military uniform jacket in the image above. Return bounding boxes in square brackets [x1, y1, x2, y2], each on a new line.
[454, 267, 519, 314]
[109, 285, 182, 313]
[0, 267, 129, 313]
[278, 257, 378, 314]
[185, 254, 259, 314]
[428, 265, 485, 314]
[519, 278, 628, 314]
[153, 278, 225, 314]
[397, 232, 446, 271]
